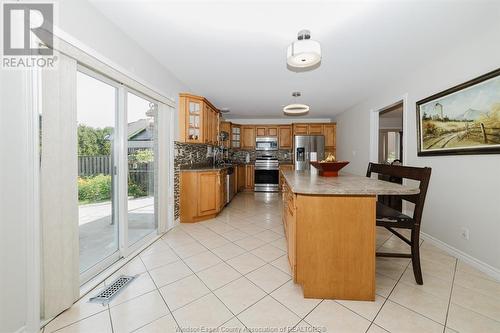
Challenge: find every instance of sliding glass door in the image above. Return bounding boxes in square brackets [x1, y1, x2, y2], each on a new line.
[77, 68, 159, 282]
[126, 91, 158, 245]
[77, 69, 119, 274]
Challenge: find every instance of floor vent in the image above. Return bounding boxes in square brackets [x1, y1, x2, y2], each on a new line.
[89, 275, 136, 305]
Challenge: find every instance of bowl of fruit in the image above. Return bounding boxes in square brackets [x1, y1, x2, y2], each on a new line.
[309, 154, 349, 177]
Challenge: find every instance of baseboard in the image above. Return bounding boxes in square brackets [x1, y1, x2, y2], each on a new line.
[13, 326, 26, 333]
[421, 232, 500, 281]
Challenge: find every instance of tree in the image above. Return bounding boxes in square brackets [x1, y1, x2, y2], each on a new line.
[78, 125, 113, 156]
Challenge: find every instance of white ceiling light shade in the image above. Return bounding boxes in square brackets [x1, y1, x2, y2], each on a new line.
[287, 30, 321, 70]
[284, 92, 309, 115]
[283, 103, 310, 114]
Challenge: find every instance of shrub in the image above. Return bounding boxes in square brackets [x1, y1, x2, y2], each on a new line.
[128, 181, 147, 198]
[423, 122, 437, 136]
[78, 174, 112, 203]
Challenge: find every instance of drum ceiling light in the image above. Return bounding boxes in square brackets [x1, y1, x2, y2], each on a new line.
[287, 30, 321, 70]
[283, 92, 309, 115]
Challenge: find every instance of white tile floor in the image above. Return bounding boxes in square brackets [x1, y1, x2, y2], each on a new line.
[43, 192, 500, 333]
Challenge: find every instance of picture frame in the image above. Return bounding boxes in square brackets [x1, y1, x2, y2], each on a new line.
[416, 68, 500, 156]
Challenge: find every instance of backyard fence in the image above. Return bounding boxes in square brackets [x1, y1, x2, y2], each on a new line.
[78, 155, 111, 176]
[79, 155, 154, 193]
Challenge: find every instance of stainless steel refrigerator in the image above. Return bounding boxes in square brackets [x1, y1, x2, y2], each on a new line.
[294, 135, 325, 171]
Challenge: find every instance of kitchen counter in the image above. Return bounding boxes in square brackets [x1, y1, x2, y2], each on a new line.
[281, 170, 419, 302]
[180, 165, 233, 172]
[282, 170, 419, 196]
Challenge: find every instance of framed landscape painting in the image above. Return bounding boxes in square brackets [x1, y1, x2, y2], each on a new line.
[416, 68, 500, 156]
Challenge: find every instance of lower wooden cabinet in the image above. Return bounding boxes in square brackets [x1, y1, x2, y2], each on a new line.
[180, 169, 227, 223]
[245, 164, 254, 190]
[237, 165, 246, 191]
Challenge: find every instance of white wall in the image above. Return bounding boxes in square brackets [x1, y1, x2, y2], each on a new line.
[56, 0, 189, 139]
[334, 25, 500, 273]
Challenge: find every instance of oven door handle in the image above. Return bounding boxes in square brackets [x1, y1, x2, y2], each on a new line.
[255, 166, 279, 170]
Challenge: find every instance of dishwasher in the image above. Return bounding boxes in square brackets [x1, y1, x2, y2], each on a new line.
[226, 166, 235, 204]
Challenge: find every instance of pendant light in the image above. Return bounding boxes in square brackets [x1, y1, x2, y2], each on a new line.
[287, 30, 321, 71]
[283, 92, 309, 115]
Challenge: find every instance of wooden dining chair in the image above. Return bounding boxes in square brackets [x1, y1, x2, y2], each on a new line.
[366, 162, 432, 285]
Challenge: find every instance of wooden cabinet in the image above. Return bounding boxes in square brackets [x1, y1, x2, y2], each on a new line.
[231, 124, 241, 148]
[220, 121, 231, 148]
[293, 124, 309, 135]
[267, 126, 278, 136]
[282, 180, 296, 276]
[180, 169, 227, 222]
[241, 126, 256, 149]
[256, 126, 267, 137]
[197, 172, 219, 216]
[237, 165, 246, 191]
[278, 125, 292, 149]
[217, 169, 227, 211]
[256, 126, 278, 137]
[179, 93, 220, 144]
[324, 123, 336, 150]
[245, 164, 254, 190]
[308, 124, 324, 135]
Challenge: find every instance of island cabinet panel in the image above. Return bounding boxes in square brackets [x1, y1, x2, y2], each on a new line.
[295, 194, 376, 300]
[278, 125, 293, 149]
[241, 126, 256, 149]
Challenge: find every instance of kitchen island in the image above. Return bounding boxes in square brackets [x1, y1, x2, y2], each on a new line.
[280, 170, 419, 301]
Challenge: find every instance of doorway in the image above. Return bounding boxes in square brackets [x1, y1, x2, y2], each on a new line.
[379, 102, 404, 164]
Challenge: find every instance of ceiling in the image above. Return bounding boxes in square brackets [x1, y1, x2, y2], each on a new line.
[89, 0, 499, 119]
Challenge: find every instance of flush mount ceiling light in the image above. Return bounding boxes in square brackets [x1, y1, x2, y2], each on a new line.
[220, 107, 230, 113]
[287, 29, 321, 71]
[283, 92, 310, 115]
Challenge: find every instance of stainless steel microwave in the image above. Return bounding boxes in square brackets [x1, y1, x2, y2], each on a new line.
[255, 137, 278, 151]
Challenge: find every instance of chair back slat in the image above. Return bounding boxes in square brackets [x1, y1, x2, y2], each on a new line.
[366, 163, 431, 224]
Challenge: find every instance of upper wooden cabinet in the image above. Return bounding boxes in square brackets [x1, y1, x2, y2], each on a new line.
[231, 124, 241, 148]
[293, 124, 308, 135]
[308, 124, 324, 135]
[278, 125, 293, 149]
[179, 93, 219, 144]
[241, 126, 256, 149]
[220, 121, 231, 148]
[324, 123, 336, 150]
[256, 126, 267, 137]
[256, 126, 278, 137]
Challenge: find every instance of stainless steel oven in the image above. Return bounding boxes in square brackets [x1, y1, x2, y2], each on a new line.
[254, 156, 279, 192]
[255, 137, 278, 151]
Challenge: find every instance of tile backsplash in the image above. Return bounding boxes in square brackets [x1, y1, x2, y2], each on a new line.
[230, 149, 292, 163]
[174, 142, 214, 219]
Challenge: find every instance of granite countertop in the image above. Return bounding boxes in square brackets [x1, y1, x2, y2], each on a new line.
[282, 170, 420, 196]
[180, 165, 234, 172]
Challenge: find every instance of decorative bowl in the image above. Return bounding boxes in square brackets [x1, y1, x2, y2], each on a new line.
[309, 161, 350, 177]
